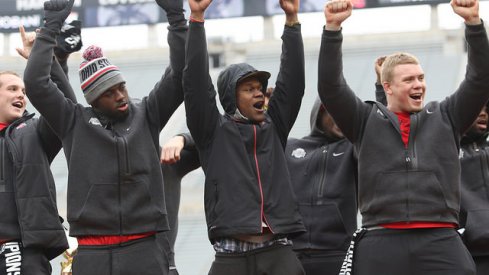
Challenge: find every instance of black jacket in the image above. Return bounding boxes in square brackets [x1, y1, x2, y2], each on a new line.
[24, 25, 187, 237]
[459, 122, 489, 256]
[286, 99, 357, 252]
[318, 23, 489, 227]
[0, 58, 75, 259]
[183, 21, 306, 242]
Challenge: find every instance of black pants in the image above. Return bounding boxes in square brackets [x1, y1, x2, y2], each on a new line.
[209, 244, 305, 275]
[474, 255, 489, 275]
[295, 250, 345, 275]
[72, 235, 169, 275]
[355, 228, 475, 275]
[0, 241, 51, 275]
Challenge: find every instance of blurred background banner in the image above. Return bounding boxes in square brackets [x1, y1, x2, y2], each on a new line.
[0, 0, 465, 33]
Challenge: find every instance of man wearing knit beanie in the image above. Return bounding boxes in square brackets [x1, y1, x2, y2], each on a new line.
[78, 45, 126, 110]
[23, 0, 187, 274]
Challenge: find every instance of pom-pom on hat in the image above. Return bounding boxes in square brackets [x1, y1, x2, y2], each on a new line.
[78, 45, 125, 104]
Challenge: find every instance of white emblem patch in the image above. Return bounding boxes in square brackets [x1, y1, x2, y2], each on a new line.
[89, 117, 102, 126]
[15, 122, 27, 130]
[291, 148, 306, 159]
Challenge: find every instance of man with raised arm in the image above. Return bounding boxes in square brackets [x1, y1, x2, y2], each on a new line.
[0, 25, 78, 274]
[23, 0, 187, 274]
[319, 0, 489, 274]
[183, 0, 306, 274]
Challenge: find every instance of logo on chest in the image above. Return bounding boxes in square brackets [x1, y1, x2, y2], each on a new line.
[291, 148, 306, 159]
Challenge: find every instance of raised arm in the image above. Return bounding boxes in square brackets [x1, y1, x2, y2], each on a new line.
[445, 0, 489, 134]
[266, 0, 305, 147]
[183, 0, 220, 148]
[17, 23, 77, 161]
[317, 0, 370, 143]
[146, 0, 188, 131]
[374, 56, 387, 105]
[24, 0, 78, 140]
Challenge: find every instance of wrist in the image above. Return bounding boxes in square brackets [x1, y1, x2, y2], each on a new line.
[167, 13, 186, 26]
[325, 23, 341, 31]
[285, 14, 298, 24]
[44, 21, 62, 33]
[285, 14, 300, 27]
[190, 12, 205, 22]
[465, 17, 481, 26]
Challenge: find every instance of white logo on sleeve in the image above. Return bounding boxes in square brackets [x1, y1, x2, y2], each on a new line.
[333, 152, 345, 157]
[89, 117, 102, 126]
[426, 109, 434, 114]
[291, 148, 306, 159]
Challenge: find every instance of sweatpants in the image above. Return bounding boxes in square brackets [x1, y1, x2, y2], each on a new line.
[0, 241, 51, 275]
[72, 235, 169, 275]
[295, 250, 345, 275]
[354, 228, 475, 275]
[208, 243, 305, 275]
[474, 255, 489, 275]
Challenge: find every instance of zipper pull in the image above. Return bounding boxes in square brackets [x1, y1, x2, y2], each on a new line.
[405, 150, 411, 164]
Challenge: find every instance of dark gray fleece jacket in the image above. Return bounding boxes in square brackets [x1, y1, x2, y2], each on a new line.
[318, 22, 489, 228]
[24, 24, 187, 237]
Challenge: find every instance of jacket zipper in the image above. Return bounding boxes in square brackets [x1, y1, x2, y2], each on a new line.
[404, 112, 418, 221]
[113, 129, 125, 235]
[476, 142, 489, 201]
[317, 146, 328, 198]
[5, 123, 24, 244]
[253, 125, 273, 233]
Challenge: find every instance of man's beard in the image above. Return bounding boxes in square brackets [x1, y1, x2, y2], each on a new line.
[94, 102, 130, 124]
[105, 107, 129, 122]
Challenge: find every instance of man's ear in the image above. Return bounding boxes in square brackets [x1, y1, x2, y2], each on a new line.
[383, 82, 393, 96]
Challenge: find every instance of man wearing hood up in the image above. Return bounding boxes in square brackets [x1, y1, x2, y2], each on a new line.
[459, 103, 489, 275]
[183, 0, 306, 274]
[285, 98, 357, 275]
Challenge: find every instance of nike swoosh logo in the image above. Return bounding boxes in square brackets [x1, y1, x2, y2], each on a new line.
[333, 152, 345, 157]
[426, 109, 434, 114]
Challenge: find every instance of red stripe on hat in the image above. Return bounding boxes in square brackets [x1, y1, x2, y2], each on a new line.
[81, 65, 119, 90]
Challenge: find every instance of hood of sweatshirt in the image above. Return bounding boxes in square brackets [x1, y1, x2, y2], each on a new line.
[307, 97, 343, 143]
[217, 63, 270, 116]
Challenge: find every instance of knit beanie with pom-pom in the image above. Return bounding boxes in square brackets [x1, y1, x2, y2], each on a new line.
[78, 45, 125, 104]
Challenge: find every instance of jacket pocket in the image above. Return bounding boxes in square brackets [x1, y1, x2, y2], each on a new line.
[71, 183, 120, 232]
[366, 171, 448, 222]
[121, 180, 162, 232]
[296, 203, 349, 251]
[204, 180, 218, 226]
[0, 192, 21, 233]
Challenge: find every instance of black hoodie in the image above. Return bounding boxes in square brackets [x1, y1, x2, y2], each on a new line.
[183, 21, 306, 242]
[318, 23, 489, 227]
[459, 104, 489, 256]
[286, 98, 357, 252]
[24, 24, 187, 237]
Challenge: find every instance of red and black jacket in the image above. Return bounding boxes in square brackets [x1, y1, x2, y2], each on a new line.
[183, 21, 306, 242]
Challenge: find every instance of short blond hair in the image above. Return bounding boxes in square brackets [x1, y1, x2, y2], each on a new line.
[0, 71, 21, 88]
[381, 53, 419, 83]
